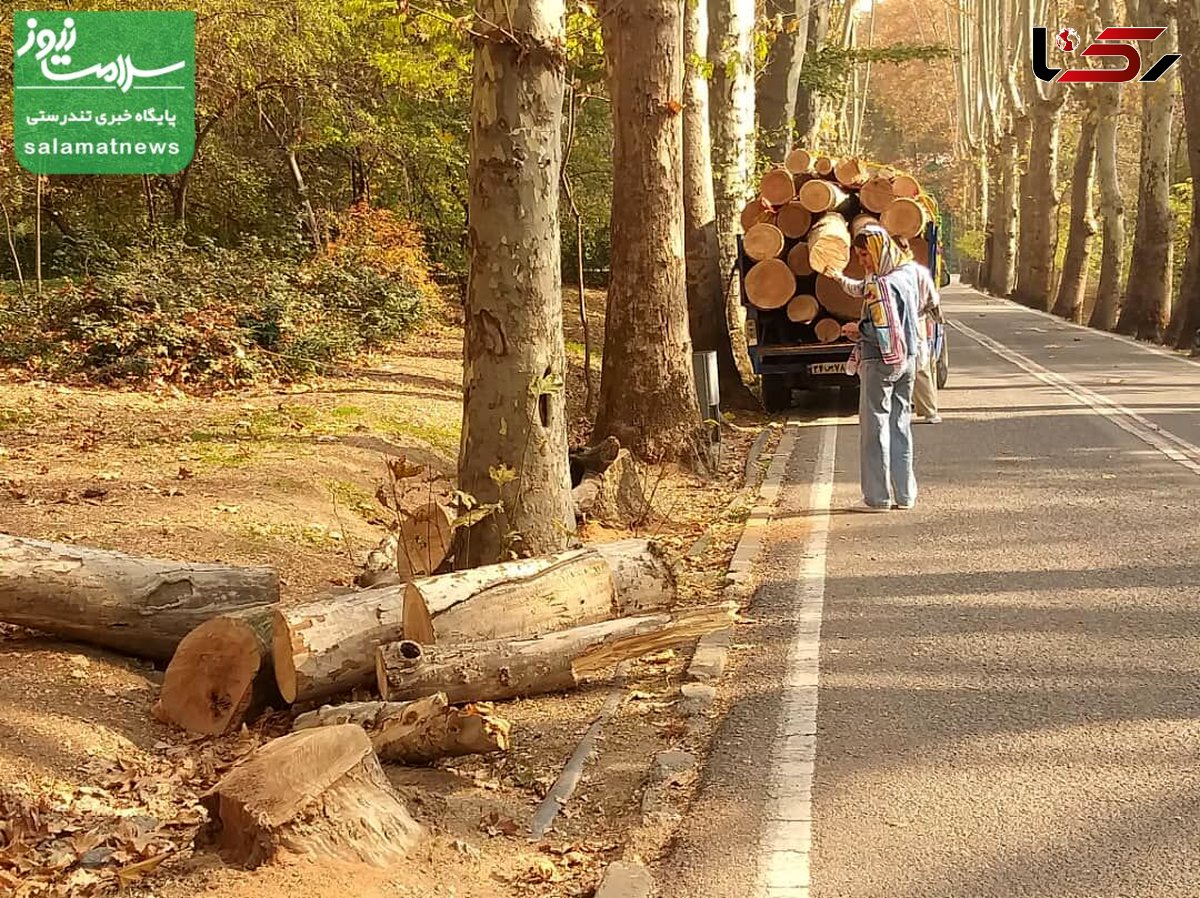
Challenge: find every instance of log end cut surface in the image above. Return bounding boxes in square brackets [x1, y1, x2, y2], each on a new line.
[744, 258, 798, 310]
[787, 294, 820, 323]
[744, 222, 786, 261]
[759, 169, 797, 206]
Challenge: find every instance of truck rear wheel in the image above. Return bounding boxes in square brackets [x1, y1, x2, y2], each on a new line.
[761, 374, 792, 413]
[936, 339, 949, 389]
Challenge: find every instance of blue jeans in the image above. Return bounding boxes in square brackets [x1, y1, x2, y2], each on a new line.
[858, 357, 917, 508]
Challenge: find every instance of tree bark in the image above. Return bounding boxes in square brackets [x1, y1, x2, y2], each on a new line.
[292, 693, 511, 765]
[1051, 100, 1097, 322]
[794, 0, 832, 146]
[0, 533, 278, 661]
[596, 0, 705, 463]
[682, 0, 758, 411]
[984, 118, 1021, 296]
[272, 540, 675, 704]
[1088, 81, 1125, 331]
[1168, 0, 1200, 351]
[1013, 95, 1065, 311]
[455, 0, 575, 567]
[1116, 4, 1177, 340]
[376, 603, 737, 704]
[200, 726, 423, 868]
[758, 0, 812, 162]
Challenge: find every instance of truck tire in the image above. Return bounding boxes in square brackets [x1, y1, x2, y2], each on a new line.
[936, 338, 949, 389]
[761, 374, 792, 413]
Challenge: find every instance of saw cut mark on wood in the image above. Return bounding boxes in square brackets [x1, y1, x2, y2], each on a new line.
[200, 725, 422, 868]
[0, 533, 278, 661]
[775, 202, 813, 240]
[395, 502, 453, 579]
[376, 603, 738, 705]
[881, 197, 927, 239]
[786, 242, 813, 276]
[787, 294, 820, 323]
[759, 168, 797, 206]
[154, 606, 278, 736]
[744, 258, 797, 310]
[402, 585, 436, 645]
[806, 213, 851, 276]
[814, 318, 843, 344]
[292, 693, 510, 765]
[797, 179, 849, 214]
[816, 274, 864, 321]
[743, 222, 786, 261]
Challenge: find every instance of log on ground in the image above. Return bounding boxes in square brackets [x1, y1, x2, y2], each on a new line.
[154, 606, 279, 736]
[200, 725, 422, 868]
[293, 693, 510, 765]
[0, 533, 278, 660]
[376, 603, 738, 704]
[850, 213, 880, 237]
[814, 156, 835, 176]
[891, 173, 922, 198]
[806, 213, 852, 275]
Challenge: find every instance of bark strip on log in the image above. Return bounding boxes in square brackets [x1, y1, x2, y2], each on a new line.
[292, 693, 510, 765]
[744, 258, 797, 309]
[0, 533, 278, 660]
[376, 603, 737, 704]
[200, 725, 422, 868]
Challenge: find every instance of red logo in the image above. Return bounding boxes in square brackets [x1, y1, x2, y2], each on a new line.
[1033, 25, 1181, 83]
[1056, 28, 1079, 52]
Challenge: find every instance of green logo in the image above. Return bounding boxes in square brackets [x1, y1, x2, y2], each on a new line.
[13, 11, 196, 175]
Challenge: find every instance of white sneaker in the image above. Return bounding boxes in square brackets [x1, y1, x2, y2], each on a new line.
[921, 415, 942, 424]
[852, 501, 891, 513]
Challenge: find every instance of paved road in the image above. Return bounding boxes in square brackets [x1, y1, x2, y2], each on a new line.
[658, 283, 1200, 898]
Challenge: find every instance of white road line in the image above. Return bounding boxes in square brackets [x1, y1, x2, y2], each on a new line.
[758, 423, 838, 898]
[949, 282, 1200, 370]
[951, 319, 1200, 478]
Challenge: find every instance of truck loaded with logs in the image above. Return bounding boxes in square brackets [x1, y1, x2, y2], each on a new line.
[739, 150, 951, 412]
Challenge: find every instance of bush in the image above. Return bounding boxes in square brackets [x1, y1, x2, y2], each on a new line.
[956, 229, 986, 263]
[0, 211, 434, 388]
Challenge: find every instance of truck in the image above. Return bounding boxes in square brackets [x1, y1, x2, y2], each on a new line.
[741, 218, 951, 413]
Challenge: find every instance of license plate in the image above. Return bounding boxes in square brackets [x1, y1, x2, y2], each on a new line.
[808, 362, 844, 376]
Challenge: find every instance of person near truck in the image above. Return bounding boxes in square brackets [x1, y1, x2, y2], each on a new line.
[825, 226, 920, 511]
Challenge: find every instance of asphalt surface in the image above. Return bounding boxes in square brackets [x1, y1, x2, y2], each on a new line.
[658, 283, 1200, 898]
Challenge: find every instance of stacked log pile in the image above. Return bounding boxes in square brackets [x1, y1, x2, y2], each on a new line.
[738, 151, 937, 347]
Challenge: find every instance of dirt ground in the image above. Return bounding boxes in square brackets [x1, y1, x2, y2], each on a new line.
[0, 290, 774, 898]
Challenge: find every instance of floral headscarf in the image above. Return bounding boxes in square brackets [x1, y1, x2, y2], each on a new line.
[856, 225, 907, 278]
[855, 225, 908, 367]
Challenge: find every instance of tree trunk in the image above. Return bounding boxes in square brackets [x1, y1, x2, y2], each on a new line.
[596, 0, 705, 463]
[1116, 4, 1177, 340]
[795, 0, 832, 146]
[682, 0, 758, 411]
[708, 0, 757, 279]
[1013, 97, 1064, 311]
[272, 540, 675, 704]
[1168, 0, 1200, 351]
[1051, 102, 1097, 322]
[0, 533, 278, 661]
[455, 0, 575, 567]
[376, 603, 736, 704]
[1088, 80, 1124, 331]
[154, 607, 279, 736]
[292, 693, 510, 765]
[758, 0, 812, 162]
[985, 119, 1021, 296]
[200, 726, 423, 868]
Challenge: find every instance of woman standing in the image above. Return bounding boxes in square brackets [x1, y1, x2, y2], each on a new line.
[827, 227, 921, 511]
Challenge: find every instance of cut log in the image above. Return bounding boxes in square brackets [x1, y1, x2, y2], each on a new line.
[569, 436, 621, 486]
[395, 502, 453, 579]
[850, 213, 880, 237]
[376, 603, 737, 704]
[293, 693, 510, 765]
[892, 173, 922, 198]
[743, 222, 786, 261]
[859, 176, 895, 214]
[574, 448, 649, 526]
[740, 198, 774, 232]
[786, 242, 813, 276]
[814, 156, 835, 176]
[911, 236, 930, 267]
[797, 179, 849, 214]
[744, 258, 797, 310]
[154, 606, 279, 736]
[759, 168, 797, 206]
[833, 157, 869, 188]
[200, 725, 422, 868]
[775, 202, 813, 240]
[787, 294, 820, 323]
[816, 274, 864, 320]
[0, 533, 278, 661]
[784, 147, 812, 174]
[806, 213, 852, 275]
[273, 539, 674, 704]
[814, 318, 843, 343]
[881, 197, 927, 239]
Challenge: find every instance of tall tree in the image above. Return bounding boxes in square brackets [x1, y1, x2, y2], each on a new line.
[758, 1, 812, 162]
[1169, 0, 1200, 351]
[1116, 0, 1178, 340]
[455, 0, 575, 567]
[709, 0, 757, 279]
[1051, 96, 1098, 322]
[795, 0, 833, 146]
[683, 0, 758, 408]
[595, 0, 705, 463]
[1088, 0, 1126, 332]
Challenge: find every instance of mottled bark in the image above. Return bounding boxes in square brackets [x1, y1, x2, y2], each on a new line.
[1168, 0, 1200, 351]
[984, 117, 1021, 296]
[1051, 104, 1097, 322]
[794, 0, 831, 146]
[596, 0, 705, 463]
[456, 0, 575, 567]
[1088, 80, 1124, 331]
[1116, 2, 1177, 340]
[683, 0, 757, 409]
[758, 0, 812, 161]
[1013, 96, 1064, 311]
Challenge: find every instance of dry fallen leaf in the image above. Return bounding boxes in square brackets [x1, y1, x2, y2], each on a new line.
[116, 850, 171, 888]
